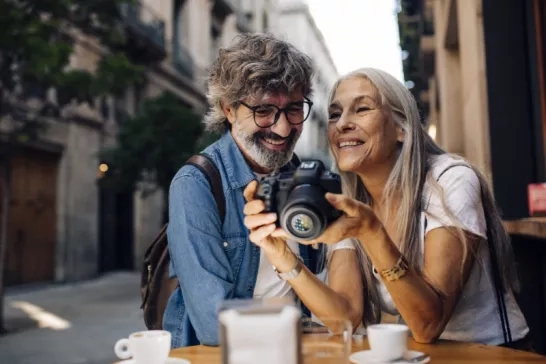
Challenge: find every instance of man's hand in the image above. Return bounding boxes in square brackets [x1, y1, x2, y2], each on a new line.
[243, 180, 296, 272]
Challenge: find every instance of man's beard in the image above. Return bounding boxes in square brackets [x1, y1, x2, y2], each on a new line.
[233, 120, 301, 171]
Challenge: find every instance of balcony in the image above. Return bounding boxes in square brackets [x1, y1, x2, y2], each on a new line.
[119, 1, 166, 62]
[173, 43, 194, 80]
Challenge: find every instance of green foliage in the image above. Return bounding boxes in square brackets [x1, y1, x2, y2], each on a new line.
[99, 92, 220, 195]
[396, 0, 423, 102]
[0, 0, 145, 142]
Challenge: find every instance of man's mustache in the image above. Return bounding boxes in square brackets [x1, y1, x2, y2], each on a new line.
[254, 129, 298, 141]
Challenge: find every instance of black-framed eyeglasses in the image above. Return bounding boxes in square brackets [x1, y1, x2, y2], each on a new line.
[238, 97, 314, 128]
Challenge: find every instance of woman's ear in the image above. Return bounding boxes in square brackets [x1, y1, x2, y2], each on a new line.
[395, 124, 405, 143]
[221, 101, 237, 125]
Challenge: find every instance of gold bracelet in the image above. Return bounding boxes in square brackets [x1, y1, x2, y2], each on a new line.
[379, 254, 409, 282]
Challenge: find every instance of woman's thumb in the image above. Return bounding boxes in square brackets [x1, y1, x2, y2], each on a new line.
[326, 193, 359, 217]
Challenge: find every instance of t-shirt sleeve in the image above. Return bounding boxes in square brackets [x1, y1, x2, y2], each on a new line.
[328, 238, 357, 252]
[425, 166, 487, 239]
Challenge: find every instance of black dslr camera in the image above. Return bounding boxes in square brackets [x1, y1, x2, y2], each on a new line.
[255, 160, 342, 241]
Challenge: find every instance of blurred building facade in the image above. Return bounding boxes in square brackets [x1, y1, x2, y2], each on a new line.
[2, 0, 336, 288]
[273, 0, 339, 166]
[398, 0, 546, 352]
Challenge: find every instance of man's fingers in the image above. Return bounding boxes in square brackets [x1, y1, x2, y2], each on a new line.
[270, 228, 289, 239]
[326, 193, 361, 217]
[248, 224, 276, 244]
[243, 199, 266, 215]
[243, 180, 258, 202]
[244, 213, 277, 230]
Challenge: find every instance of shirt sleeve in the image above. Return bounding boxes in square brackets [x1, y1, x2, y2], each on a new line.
[328, 238, 356, 252]
[167, 168, 233, 346]
[425, 166, 487, 239]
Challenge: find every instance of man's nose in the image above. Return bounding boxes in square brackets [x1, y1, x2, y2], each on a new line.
[270, 112, 293, 137]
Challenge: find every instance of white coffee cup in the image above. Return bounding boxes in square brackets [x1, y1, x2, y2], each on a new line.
[114, 330, 171, 364]
[366, 324, 409, 361]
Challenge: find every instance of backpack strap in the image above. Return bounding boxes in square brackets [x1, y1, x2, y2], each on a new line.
[185, 153, 225, 223]
[423, 162, 512, 345]
[139, 153, 225, 316]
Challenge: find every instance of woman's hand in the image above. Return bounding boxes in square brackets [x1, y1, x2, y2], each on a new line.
[243, 180, 298, 272]
[294, 193, 382, 245]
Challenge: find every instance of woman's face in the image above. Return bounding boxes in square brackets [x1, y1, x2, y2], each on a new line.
[327, 76, 404, 174]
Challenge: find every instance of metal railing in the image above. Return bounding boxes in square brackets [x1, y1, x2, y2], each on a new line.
[173, 42, 194, 79]
[119, 1, 166, 51]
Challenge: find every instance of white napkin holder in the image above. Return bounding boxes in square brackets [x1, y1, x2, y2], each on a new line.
[219, 304, 302, 364]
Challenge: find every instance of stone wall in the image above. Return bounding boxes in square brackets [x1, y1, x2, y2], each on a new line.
[55, 121, 101, 281]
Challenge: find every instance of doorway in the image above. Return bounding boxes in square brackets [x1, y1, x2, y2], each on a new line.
[98, 186, 134, 273]
[1, 147, 59, 286]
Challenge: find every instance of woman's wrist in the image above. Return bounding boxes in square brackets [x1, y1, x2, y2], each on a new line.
[358, 214, 384, 241]
[358, 220, 402, 271]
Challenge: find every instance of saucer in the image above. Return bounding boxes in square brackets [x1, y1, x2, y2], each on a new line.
[349, 350, 430, 364]
[118, 358, 190, 364]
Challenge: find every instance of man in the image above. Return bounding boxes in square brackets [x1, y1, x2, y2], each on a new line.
[163, 33, 321, 348]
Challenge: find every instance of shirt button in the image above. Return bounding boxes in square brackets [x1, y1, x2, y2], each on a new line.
[223, 242, 228, 247]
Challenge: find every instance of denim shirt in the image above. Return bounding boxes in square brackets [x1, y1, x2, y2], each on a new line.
[163, 131, 324, 348]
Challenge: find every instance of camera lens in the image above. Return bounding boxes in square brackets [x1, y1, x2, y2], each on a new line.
[280, 205, 325, 241]
[290, 213, 314, 234]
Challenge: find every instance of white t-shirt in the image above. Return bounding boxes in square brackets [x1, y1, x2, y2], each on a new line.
[252, 238, 355, 299]
[252, 173, 356, 298]
[373, 154, 529, 345]
[253, 238, 355, 299]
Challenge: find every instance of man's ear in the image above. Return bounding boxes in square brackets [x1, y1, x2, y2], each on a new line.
[221, 101, 237, 125]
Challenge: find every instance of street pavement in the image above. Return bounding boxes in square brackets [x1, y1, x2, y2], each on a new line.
[0, 272, 145, 364]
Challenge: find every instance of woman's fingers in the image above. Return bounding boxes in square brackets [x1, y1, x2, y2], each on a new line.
[325, 193, 362, 217]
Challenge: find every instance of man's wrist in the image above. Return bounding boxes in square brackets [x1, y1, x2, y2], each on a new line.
[273, 253, 303, 281]
[272, 249, 298, 273]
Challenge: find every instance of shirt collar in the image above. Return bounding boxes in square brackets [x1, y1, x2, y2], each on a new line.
[215, 131, 300, 190]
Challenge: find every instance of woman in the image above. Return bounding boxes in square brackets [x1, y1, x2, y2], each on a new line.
[243, 68, 531, 348]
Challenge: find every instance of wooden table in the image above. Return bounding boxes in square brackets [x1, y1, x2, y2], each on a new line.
[503, 218, 546, 239]
[165, 336, 546, 363]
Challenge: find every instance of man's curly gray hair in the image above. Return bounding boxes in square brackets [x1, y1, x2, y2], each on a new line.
[204, 33, 315, 133]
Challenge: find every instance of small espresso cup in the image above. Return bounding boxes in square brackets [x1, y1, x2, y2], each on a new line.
[366, 324, 409, 362]
[114, 330, 171, 364]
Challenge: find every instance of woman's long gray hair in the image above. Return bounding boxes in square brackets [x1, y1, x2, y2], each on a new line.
[328, 68, 519, 326]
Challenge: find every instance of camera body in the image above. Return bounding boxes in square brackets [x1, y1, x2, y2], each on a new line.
[255, 160, 342, 241]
